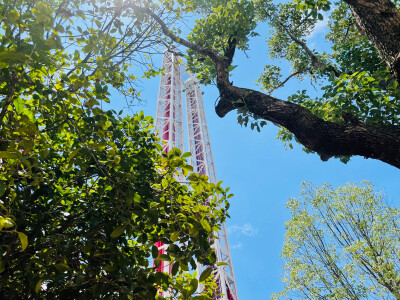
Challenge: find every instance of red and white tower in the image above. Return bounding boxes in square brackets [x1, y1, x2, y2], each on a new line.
[155, 50, 238, 299]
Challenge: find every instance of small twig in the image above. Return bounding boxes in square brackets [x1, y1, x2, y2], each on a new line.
[268, 69, 308, 95]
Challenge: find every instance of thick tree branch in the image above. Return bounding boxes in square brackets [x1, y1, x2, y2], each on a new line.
[215, 86, 400, 168]
[224, 37, 237, 66]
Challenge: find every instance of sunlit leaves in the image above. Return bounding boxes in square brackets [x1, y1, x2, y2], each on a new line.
[17, 232, 28, 251]
[186, 0, 257, 83]
[275, 182, 400, 299]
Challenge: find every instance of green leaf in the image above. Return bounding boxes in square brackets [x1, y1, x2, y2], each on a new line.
[110, 224, 127, 238]
[0, 259, 5, 273]
[170, 231, 179, 242]
[55, 263, 71, 272]
[134, 193, 142, 203]
[7, 10, 20, 23]
[171, 261, 179, 275]
[149, 202, 158, 208]
[200, 219, 212, 232]
[158, 254, 171, 261]
[95, 82, 102, 93]
[188, 278, 198, 295]
[13, 98, 24, 114]
[182, 152, 191, 158]
[35, 279, 43, 293]
[190, 257, 196, 270]
[67, 148, 81, 163]
[217, 262, 228, 266]
[18, 232, 28, 251]
[0, 51, 27, 65]
[3, 218, 14, 229]
[179, 261, 189, 271]
[199, 267, 213, 282]
[152, 245, 159, 258]
[167, 244, 180, 255]
[0, 182, 5, 197]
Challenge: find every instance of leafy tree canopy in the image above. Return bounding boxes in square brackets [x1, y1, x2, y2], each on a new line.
[276, 182, 400, 299]
[0, 0, 230, 298]
[149, 0, 400, 169]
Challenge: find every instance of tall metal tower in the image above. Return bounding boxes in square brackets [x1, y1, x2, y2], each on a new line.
[155, 50, 238, 300]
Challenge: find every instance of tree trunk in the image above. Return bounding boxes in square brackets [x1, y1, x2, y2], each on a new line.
[344, 0, 400, 83]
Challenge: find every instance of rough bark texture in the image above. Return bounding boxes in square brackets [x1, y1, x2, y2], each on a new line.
[344, 0, 400, 83]
[140, 1, 400, 169]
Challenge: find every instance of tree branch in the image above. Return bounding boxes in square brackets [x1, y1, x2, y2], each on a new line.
[126, 2, 232, 89]
[277, 19, 341, 76]
[1, 72, 19, 122]
[215, 85, 400, 168]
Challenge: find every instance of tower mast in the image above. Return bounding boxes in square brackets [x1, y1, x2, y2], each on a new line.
[155, 50, 238, 300]
[154, 50, 184, 277]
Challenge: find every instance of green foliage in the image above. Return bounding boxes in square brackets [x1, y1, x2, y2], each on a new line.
[275, 182, 400, 299]
[159, 270, 220, 300]
[181, 0, 400, 161]
[1, 107, 229, 298]
[186, 0, 257, 84]
[0, 0, 230, 298]
[254, 0, 400, 159]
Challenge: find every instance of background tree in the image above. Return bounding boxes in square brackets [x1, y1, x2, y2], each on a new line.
[274, 182, 400, 299]
[0, 0, 230, 298]
[143, 0, 400, 168]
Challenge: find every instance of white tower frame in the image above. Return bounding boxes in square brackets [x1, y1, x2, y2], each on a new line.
[155, 50, 238, 300]
[154, 51, 183, 279]
[155, 51, 184, 154]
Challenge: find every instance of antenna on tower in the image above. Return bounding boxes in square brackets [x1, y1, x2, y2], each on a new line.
[155, 50, 238, 300]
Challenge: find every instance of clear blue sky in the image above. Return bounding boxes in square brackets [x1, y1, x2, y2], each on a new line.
[110, 18, 400, 300]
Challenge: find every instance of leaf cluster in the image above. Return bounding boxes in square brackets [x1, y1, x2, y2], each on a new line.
[185, 0, 257, 84]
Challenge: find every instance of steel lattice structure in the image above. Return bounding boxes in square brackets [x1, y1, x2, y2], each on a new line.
[155, 50, 238, 300]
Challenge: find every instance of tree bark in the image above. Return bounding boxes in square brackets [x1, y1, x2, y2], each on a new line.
[344, 0, 400, 83]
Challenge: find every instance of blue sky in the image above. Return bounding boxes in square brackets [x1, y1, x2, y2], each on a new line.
[110, 18, 400, 300]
